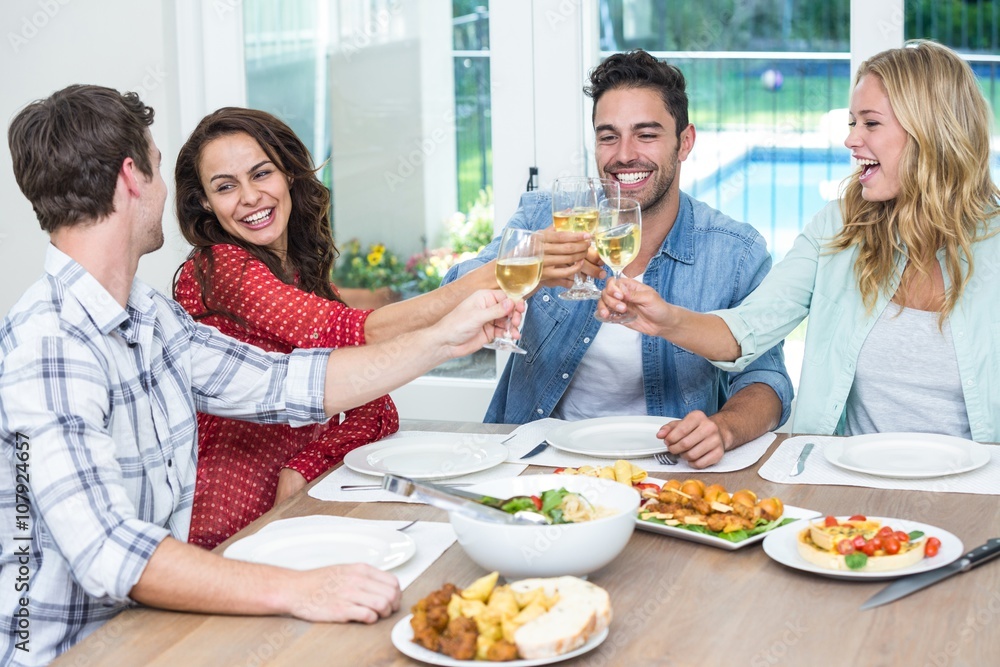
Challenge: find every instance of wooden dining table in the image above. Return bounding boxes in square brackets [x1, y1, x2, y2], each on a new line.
[52, 420, 1000, 666]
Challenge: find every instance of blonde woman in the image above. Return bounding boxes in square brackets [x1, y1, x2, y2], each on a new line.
[599, 40, 1000, 442]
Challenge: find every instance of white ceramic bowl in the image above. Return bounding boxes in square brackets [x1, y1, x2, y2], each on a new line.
[449, 474, 640, 579]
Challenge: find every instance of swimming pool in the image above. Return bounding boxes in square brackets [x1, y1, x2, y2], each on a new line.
[689, 146, 1000, 261]
[688, 147, 852, 260]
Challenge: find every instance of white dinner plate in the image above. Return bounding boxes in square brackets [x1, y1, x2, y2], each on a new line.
[223, 519, 415, 571]
[637, 502, 821, 551]
[762, 516, 963, 581]
[545, 416, 676, 458]
[391, 614, 609, 666]
[343, 435, 509, 480]
[823, 432, 990, 479]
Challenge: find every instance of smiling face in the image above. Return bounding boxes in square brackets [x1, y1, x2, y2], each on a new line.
[198, 132, 293, 255]
[593, 87, 693, 218]
[845, 74, 909, 202]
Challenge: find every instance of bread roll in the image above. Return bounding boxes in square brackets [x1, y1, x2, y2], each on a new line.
[510, 577, 611, 659]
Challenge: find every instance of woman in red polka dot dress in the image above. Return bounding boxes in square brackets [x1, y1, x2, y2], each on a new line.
[172, 108, 498, 549]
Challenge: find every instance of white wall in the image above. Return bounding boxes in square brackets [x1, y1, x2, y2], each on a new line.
[1, 0, 189, 313]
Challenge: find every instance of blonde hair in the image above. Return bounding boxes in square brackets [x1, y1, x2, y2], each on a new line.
[832, 40, 999, 320]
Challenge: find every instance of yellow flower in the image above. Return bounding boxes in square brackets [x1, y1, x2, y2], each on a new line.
[367, 244, 385, 267]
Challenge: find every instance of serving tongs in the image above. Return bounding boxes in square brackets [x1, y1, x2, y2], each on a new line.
[381, 474, 549, 525]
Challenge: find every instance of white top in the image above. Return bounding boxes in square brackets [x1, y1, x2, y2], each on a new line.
[844, 302, 971, 438]
[552, 275, 646, 420]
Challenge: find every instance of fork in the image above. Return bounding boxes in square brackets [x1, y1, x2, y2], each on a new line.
[654, 451, 680, 466]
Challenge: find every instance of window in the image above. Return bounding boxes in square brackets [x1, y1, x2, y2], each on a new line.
[243, 0, 498, 390]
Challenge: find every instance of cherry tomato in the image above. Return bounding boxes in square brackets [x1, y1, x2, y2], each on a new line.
[634, 483, 661, 494]
[883, 536, 901, 555]
[926, 537, 941, 557]
[877, 526, 894, 539]
[848, 515, 867, 521]
[894, 531, 909, 543]
[553, 468, 566, 474]
[861, 541, 877, 557]
[852, 535, 866, 550]
[836, 539, 855, 555]
[870, 537, 883, 551]
[530, 495, 542, 510]
[824, 516, 839, 527]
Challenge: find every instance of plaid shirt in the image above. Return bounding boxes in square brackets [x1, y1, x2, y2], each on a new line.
[0, 245, 330, 666]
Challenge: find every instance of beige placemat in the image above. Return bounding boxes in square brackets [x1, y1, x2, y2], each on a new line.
[758, 435, 1000, 494]
[502, 418, 775, 473]
[223, 515, 455, 590]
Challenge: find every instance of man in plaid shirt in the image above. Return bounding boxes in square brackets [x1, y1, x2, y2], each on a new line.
[0, 85, 518, 666]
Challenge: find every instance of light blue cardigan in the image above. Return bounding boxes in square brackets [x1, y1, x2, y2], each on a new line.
[711, 200, 1000, 442]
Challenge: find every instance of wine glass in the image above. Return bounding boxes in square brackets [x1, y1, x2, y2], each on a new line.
[551, 177, 620, 300]
[484, 228, 544, 354]
[593, 197, 641, 324]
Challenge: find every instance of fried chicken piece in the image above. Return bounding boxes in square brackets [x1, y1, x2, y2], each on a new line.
[426, 603, 449, 632]
[672, 507, 707, 524]
[646, 501, 683, 515]
[411, 611, 442, 651]
[486, 639, 520, 662]
[440, 617, 478, 660]
[706, 512, 755, 533]
[413, 627, 442, 652]
[426, 583, 460, 608]
[690, 498, 713, 515]
[731, 500, 761, 521]
[412, 583, 459, 615]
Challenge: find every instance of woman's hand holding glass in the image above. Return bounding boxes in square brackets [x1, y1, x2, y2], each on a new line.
[551, 177, 619, 300]
[484, 228, 544, 354]
[593, 197, 642, 324]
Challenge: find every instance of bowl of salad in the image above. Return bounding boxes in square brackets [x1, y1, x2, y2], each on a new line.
[448, 474, 640, 578]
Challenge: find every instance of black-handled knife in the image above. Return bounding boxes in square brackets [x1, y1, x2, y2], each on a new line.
[860, 537, 1000, 610]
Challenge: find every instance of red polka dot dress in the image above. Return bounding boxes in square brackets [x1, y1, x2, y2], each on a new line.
[174, 244, 399, 549]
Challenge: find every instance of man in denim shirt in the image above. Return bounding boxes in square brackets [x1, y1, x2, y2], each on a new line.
[444, 51, 792, 468]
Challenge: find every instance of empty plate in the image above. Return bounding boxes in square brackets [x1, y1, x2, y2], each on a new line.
[343, 435, 509, 479]
[823, 432, 990, 479]
[224, 518, 415, 571]
[545, 416, 675, 458]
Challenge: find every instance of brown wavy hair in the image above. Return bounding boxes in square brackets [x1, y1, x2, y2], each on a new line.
[173, 107, 341, 322]
[831, 40, 999, 321]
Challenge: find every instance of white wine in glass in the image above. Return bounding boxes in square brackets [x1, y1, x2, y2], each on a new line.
[485, 228, 544, 354]
[594, 197, 641, 324]
[551, 177, 619, 300]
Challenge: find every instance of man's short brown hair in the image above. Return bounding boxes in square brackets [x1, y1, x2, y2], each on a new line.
[8, 84, 155, 233]
[584, 50, 689, 138]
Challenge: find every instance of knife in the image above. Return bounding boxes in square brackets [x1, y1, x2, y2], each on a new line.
[519, 440, 550, 460]
[789, 442, 815, 477]
[341, 483, 471, 491]
[860, 538, 1000, 610]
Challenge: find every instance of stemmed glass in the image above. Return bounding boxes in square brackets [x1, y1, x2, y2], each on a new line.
[551, 177, 620, 300]
[593, 197, 642, 324]
[484, 228, 544, 354]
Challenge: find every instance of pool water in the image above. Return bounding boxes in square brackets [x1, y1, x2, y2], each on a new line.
[690, 148, 1000, 261]
[690, 150, 853, 260]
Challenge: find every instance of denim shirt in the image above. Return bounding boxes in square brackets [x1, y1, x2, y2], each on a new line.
[713, 201, 1000, 441]
[444, 190, 793, 425]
